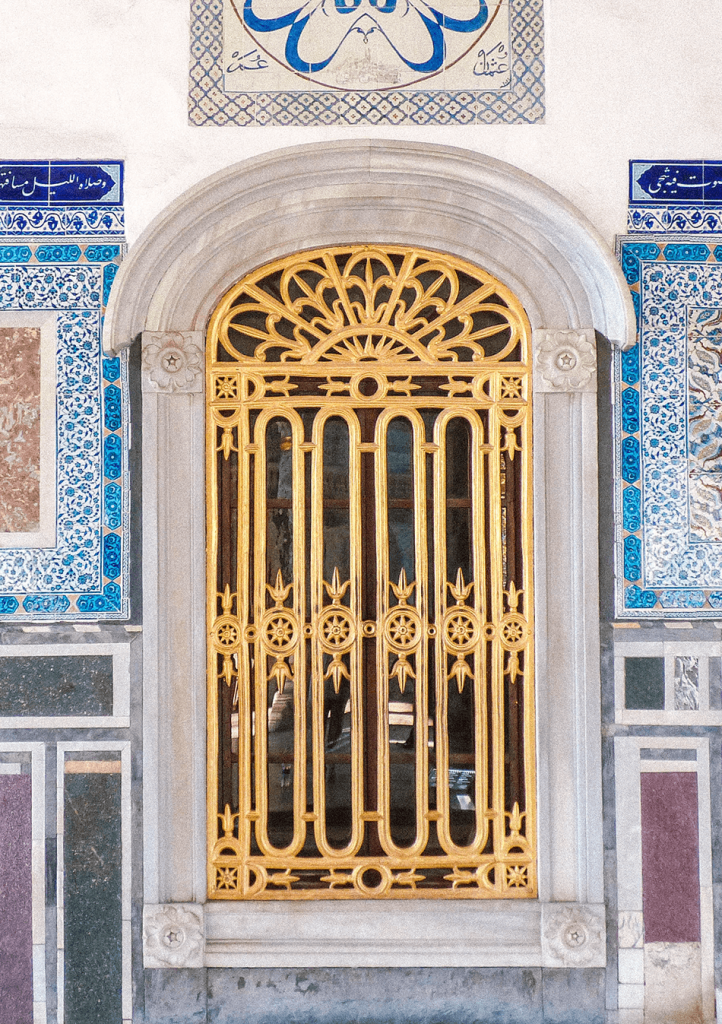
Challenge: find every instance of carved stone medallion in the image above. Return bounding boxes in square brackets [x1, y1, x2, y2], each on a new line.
[541, 903, 606, 967]
[143, 903, 204, 968]
[533, 328, 597, 393]
[141, 331, 204, 394]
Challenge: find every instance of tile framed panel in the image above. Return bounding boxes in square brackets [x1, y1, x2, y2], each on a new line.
[0, 240, 130, 620]
[614, 237, 722, 617]
[188, 0, 544, 126]
[0, 311, 57, 548]
[614, 737, 714, 1024]
[0, 643, 130, 729]
[56, 742, 131, 1024]
[0, 743, 46, 1024]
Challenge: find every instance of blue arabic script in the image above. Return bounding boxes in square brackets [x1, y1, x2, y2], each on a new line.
[636, 163, 722, 204]
[0, 163, 117, 205]
[243, 0, 488, 74]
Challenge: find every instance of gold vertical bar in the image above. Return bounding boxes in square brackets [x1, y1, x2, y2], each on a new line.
[206, 373, 220, 895]
[488, 379, 505, 890]
[432, 411, 450, 855]
[348, 410, 364, 857]
[252, 410, 270, 857]
[411, 409, 429, 857]
[311, 410, 363, 860]
[309, 410, 326, 859]
[375, 410, 428, 858]
[374, 410, 390, 855]
[253, 409, 307, 858]
[470, 407, 489, 853]
[237, 388, 252, 876]
[291, 409, 308, 861]
[434, 409, 489, 856]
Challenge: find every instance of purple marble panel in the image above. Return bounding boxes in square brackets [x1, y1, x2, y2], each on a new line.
[641, 772, 701, 943]
[0, 774, 33, 1024]
[0, 327, 41, 532]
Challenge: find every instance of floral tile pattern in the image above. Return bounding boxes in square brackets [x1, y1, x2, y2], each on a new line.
[188, 0, 544, 126]
[0, 225, 129, 619]
[614, 237, 722, 617]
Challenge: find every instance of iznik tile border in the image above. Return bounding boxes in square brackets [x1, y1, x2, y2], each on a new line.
[0, 242, 130, 620]
[0, 162, 124, 237]
[188, 0, 544, 126]
[627, 207, 722, 235]
[614, 236, 722, 618]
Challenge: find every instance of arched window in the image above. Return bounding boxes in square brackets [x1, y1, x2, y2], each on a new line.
[206, 245, 535, 899]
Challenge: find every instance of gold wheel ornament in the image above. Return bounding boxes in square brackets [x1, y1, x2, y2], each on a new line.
[207, 244, 535, 899]
[443, 609, 480, 652]
[261, 610, 299, 653]
[384, 608, 421, 652]
[319, 607, 356, 650]
[499, 614, 529, 650]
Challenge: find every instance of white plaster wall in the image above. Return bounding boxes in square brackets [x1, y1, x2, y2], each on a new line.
[0, 0, 719, 244]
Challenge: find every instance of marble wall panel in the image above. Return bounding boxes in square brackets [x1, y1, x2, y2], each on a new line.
[0, 655, 113, 717]
[0, 326, 40, 533]
[640, 772, 700, 943]
[0, 773, 33, 1024]
[63, 760, 122, 1024]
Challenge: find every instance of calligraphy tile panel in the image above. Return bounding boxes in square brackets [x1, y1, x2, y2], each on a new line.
[628, 161, 722, 235]
[0, 162, 124, 236]
[189, 0, 544, 126]
[614, 237, 722, 618]
[0, 242, 130, 621]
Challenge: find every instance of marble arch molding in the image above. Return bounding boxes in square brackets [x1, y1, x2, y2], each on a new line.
[103, 140, 635, 968]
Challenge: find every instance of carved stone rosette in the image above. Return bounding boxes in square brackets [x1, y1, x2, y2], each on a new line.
[541, 903, 606, 967]
[141, 330, 204, 394]
[143, 903, 204, 968]
[533, 328, 597, 393]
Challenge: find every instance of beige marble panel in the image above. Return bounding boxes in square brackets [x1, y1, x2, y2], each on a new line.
[0, 327, 40, 532]
[644, 942, 703, 1024]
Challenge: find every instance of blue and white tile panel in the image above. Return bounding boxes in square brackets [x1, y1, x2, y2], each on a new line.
[0, 162, 124, 237]
[628, 162, 722, 235]
[614, 237, 722, 618]
[0, 243, 130, 620]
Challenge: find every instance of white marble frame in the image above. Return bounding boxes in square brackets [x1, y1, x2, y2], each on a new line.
[0, 643, 131, 729]
[0, 311, 57, 549]
[614, 736, 715, 1022]
[56, 742, 132, 1024]
[614, 641, 722, 726]
[0, 743, 46, 1024]
[102, 141, 635, 967]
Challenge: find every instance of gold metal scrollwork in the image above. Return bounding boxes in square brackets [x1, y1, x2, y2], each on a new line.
[206, 245, 535, 900]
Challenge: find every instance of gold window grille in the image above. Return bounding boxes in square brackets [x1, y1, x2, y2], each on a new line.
[206, 245, 535, 899]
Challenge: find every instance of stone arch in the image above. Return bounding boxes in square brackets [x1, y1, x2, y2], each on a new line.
[112, 141, 634, 969]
